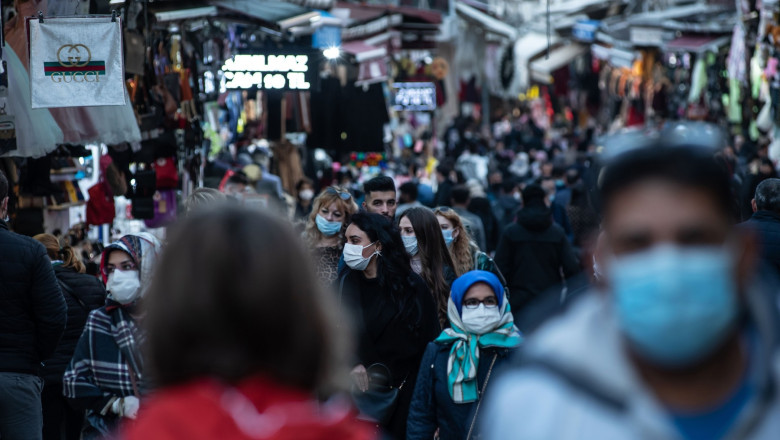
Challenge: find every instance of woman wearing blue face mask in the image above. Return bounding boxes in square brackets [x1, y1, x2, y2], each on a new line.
[340, 213, 439, 440]
[399, 207, 457, 328]
[407, 271, 521, 440]
[303, 186, 358, 285]
[435, 207, 509, 293]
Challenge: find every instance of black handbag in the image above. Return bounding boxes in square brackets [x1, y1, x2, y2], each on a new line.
[351, 363, 406, 425]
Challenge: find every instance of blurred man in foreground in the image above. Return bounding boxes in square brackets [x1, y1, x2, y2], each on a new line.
[484, 145, 780, 439]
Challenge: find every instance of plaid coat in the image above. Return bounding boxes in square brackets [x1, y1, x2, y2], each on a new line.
[63, 303, 146, 417]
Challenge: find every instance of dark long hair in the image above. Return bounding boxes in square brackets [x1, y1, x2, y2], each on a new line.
[400, 207, 456, 325]
[143, 206, 349, 392]
[348, 212, 413, 299]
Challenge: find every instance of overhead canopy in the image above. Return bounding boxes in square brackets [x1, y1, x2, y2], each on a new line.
[342, 41, 387, 62]
[530, 43, 587, 83]
[211, 0, 317, 29]
[455, 1, 517, 40]
[664, 35, 730, 53]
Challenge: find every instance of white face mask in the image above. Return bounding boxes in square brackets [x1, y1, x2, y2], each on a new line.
[107, 270, 142, 305]
[343, 242, 378, 271]
[299, 189, 314, 201]
[461, 304, 501, 335]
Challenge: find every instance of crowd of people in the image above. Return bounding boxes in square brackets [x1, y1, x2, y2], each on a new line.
[5, 117, 780, 440]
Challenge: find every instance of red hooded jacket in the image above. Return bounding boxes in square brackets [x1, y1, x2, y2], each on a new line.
[122, 376, 377, 440]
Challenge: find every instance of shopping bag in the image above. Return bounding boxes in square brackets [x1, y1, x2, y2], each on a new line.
[86, 183, 115, 225]
[144, 190, 177, 228]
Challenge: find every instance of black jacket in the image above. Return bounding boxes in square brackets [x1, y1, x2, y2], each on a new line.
[0, 222, 67, 374]
[407, 342, 516, 440]
[494, 206, 580, 313]
[41, 266, 106, 384]
[339, 269, 439, 440]
[744, 210, 780, 276]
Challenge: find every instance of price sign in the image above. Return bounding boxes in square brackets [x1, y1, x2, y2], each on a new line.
[392, 82, 437, 111]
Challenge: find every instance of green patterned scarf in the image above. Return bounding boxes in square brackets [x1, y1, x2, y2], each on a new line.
[435, 297, 521, 403]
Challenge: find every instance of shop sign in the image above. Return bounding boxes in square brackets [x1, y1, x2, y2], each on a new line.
[29, 16, 125, 108]
[392, 82, 436, 111]
[630, 27, 668, 47]
[220, 53, 317, 91]
[572, 20, 600, 43]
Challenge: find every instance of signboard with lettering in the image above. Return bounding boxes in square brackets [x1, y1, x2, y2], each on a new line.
[29, 16, 125, 108]
[392, 82, 437, 111]
[220, 53, 319, 92]
[573, 19, 600, 43]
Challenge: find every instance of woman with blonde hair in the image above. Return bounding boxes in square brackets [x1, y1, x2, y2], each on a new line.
[434, 207, 508, 292]
[33, 234, 106, 440]
[303, 186, 358, 285]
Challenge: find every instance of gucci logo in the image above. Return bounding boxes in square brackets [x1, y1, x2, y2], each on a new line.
[56, 44, 91, 67]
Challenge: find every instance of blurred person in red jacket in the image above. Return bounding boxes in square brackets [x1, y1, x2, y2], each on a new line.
[122, 206, 375, 440]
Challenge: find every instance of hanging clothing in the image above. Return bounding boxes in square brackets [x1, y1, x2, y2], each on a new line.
[272, 141, 303, 195]
[2, 44, 64, 158]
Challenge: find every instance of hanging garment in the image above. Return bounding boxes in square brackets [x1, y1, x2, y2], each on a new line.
[2, 45, 63, 158]
[272, 141, 303, 195]
[81, 91, 142, 145]
[688, 58, 707, 104]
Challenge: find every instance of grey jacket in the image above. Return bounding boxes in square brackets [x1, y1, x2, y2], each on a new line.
[483, 286, 780, 440]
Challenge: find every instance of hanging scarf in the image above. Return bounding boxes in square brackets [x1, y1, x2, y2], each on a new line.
[435, 297, 521, 403]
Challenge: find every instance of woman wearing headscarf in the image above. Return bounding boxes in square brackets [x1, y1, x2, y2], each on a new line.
[407, 271, 521, 440]
[63, 233, 162, 439]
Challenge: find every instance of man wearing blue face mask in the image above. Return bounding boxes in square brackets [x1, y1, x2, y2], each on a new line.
[483, 143, 780, 440]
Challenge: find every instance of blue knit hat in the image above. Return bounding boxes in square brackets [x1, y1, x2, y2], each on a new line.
[450, 270, 505, 315]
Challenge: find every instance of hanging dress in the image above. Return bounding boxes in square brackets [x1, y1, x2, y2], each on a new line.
[2, 44, 64, 158]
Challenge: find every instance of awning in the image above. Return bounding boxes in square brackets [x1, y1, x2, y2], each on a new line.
[530, 44, 587, 83]
[496, 31, 558, 98]
[455, 1, 517, 40]
[211, 0, 316, 29]
[357, 58, 388, 86]
[342, 41, 387, 62]
[664, 35, 730, 53]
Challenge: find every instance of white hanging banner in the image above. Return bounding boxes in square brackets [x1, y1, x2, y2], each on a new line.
[28, 16, 125, 108]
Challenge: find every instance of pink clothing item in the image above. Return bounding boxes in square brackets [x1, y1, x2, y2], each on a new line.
[766, 58, 779, 78]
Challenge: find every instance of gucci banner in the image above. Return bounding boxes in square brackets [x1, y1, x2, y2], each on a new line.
[28, 16, 125, 108]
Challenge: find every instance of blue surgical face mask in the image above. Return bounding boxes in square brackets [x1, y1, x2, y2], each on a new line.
[608, 244, 739, 368]
[442, 229, 455, 247]
[402, 235, 419, 256]
[315, 214, 342, 236]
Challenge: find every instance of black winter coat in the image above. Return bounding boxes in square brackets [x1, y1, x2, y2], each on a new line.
[41, 266, 106, 384]
[494, 206, 580, 315]
[0, 221, 66, 374]
[339, 269, 440, 440]
[407, 342, 516, 440]
[744, 210, 780, 276]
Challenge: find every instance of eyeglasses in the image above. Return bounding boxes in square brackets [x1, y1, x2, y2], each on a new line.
[104, 261, 138, 276]
[434, 206, 453, 214]
[325, 187, 352, 201]
[463, 297, 498, 309]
